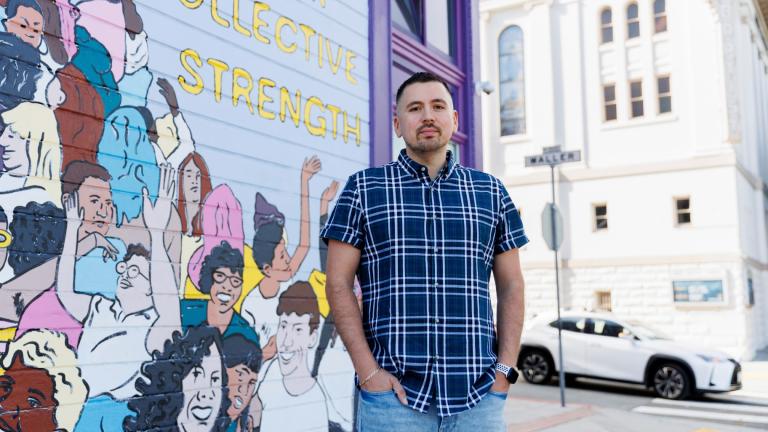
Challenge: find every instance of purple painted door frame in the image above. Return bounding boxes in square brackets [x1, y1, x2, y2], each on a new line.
[368, 0, 481, 169]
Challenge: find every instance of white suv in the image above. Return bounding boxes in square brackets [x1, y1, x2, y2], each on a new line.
[517, 312, 742, 400]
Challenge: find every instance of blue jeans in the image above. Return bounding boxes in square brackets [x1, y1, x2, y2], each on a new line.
[356, 389, 507, 432]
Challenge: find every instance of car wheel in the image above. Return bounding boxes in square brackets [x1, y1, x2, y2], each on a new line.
[652, 362, 690, 400]
[520, 349, 553, 384]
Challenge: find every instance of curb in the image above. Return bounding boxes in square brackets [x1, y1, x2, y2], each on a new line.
[505, 397, 594, 432]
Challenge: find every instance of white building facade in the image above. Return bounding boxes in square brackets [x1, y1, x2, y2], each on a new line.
[480, 0, 768, 360]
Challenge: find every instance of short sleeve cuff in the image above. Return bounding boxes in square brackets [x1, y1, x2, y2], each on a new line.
[320, 226, 364, 249]
[495, 232, 530, 254]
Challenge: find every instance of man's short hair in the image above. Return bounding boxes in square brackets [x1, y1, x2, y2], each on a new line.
[6, 0, 43, 18]
[0, 206, 6, 224]
[123, 243, 150, 263]
[60, 160, 111, 196]
[276, 281, 320, 333]
[0, 32, 41, 112]
[395, 71, 452, 105]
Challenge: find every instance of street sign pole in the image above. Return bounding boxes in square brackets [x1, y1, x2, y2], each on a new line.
[525, 146, 580, 409]
[550, 164, 566, 408]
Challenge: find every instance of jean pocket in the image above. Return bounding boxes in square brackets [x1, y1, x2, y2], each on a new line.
[487, 391, 509, 400]
[360, 388, 394, 402]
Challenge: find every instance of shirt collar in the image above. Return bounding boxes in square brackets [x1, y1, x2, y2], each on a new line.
[397, 149, 457, 182]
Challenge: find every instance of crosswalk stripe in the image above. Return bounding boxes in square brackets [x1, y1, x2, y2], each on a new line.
[632, 406, 768, 425]
[650, 398, 768, 415]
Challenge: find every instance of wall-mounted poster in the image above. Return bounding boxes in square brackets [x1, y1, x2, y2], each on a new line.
[672, 280, 725, 304]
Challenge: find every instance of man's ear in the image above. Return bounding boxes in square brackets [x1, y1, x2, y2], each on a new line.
[261, 264, 271, 278]
[393, 115, 402, 138]
[309, 325, 319, 348]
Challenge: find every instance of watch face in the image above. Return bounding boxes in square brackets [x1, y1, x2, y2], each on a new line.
[507, 368, 519, 384]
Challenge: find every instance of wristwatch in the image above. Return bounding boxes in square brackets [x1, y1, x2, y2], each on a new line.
[495, 362, 519, 384]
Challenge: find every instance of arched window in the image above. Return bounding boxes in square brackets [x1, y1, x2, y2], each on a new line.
[600, 8, 613, 44]
[498, 25, 526, 136]
[654, 0, 667, 33]
[627, 2, 640, 39]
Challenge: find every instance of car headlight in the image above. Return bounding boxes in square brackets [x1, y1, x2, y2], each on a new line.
[697, 354, 724, 363]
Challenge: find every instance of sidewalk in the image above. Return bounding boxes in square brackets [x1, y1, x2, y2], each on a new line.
[502, 396, 764, 432]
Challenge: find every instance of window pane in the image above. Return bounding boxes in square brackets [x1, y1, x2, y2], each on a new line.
[603, 85, 615, 102]
[677, 212, 691, 224]
[659, 96, 672, 113]
[425, 0, 453, 56]
[676, 199, 689, 210]
[654, 0, 665, 14]
[655, 15, 667, 33]
[632, 101, 644, 117]
[595, 206, 607, 216]
[628, 22, 640, 38]
[605, 104, 617, 121]
[602, 27, 613, 44]
[601, 8, 612, 25]
[627, 3, 638, 19]
[392, 0, 422, 36]
[550, 318, 583, 333]
[657, 77, 670, 94]
[499, 26, 526, 136]
[596, 219, 608, 229]
[630, 81, 642, 98]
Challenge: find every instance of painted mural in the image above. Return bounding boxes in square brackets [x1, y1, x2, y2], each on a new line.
[0, 0, 369, 431]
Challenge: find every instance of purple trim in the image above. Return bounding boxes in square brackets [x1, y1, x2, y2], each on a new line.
[392, 30, 465, 84]
[465, 0, 481, 169]
[369, 0, 393, 168]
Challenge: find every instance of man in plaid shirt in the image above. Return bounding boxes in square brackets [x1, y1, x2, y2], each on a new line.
[321, 72, 528, 431]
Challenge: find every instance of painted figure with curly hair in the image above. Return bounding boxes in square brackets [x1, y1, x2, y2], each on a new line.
[181, 241, 259, 346]
[124, 325, 231, 432]
[0, 329, 88, 432]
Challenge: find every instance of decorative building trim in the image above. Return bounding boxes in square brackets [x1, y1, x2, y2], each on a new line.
[522, 254, 768, 270]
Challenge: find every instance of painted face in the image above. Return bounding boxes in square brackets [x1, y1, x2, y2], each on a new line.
[225, 365, 257, 420]
[178, 343, 223, 432]
[5, 6, 44, 48]
[209, 267, 242, 313]
[276, 313, 317, 378]
[0, 127, 30, 178]
[115, 255, 151, 307]
[0, 355, 57, 432]
[76, 177, 114, 236]
[393, 81, 458, 154]
[267, 239, 292, 282]
[183, 160, 202, 204]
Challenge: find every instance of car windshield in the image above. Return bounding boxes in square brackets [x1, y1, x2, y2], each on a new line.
[627, 321, 671, 340]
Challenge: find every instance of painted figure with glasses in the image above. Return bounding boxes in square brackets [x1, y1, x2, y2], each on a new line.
[55, 163, 181, 400]
[181, 240, 260, 346]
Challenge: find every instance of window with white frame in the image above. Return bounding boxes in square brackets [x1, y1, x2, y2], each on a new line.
[600, 7, 613, 44]
[657, 75, 671, 113]
[498, 25, 526, 136]
[627, 2, 640, 39]
[593, 203, 608, 231]
[675, 197, 691, 225]
[654, 0, 667, 33]
[630, 80, 643, 118]
[603, 83, 617, 121]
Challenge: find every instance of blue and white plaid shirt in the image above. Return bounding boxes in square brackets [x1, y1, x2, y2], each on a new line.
[321, 149, 528, 416]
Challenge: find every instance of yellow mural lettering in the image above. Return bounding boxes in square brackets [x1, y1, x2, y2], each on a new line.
[233, 0, 252, 37]
[304, 96, 326, 137]
[279, 87, 301, 126]
[179, 0, 204, 9]
[326, 104, 342, 139]
[343, 111, 360, 145]
[210, 0, 231, 28]
[299, 24, 316, 61]
[276, 16, 298, 53]
[316, 32, 324, 69]
[258, 78, 277, 120]
[207, 58, 230, 102]
[326, 39, 343, 75]
[232, 67, 255, 114]
[178, 49, 204, 95]
[252, 2, 271, 44]
[345, 50, 358, 85]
